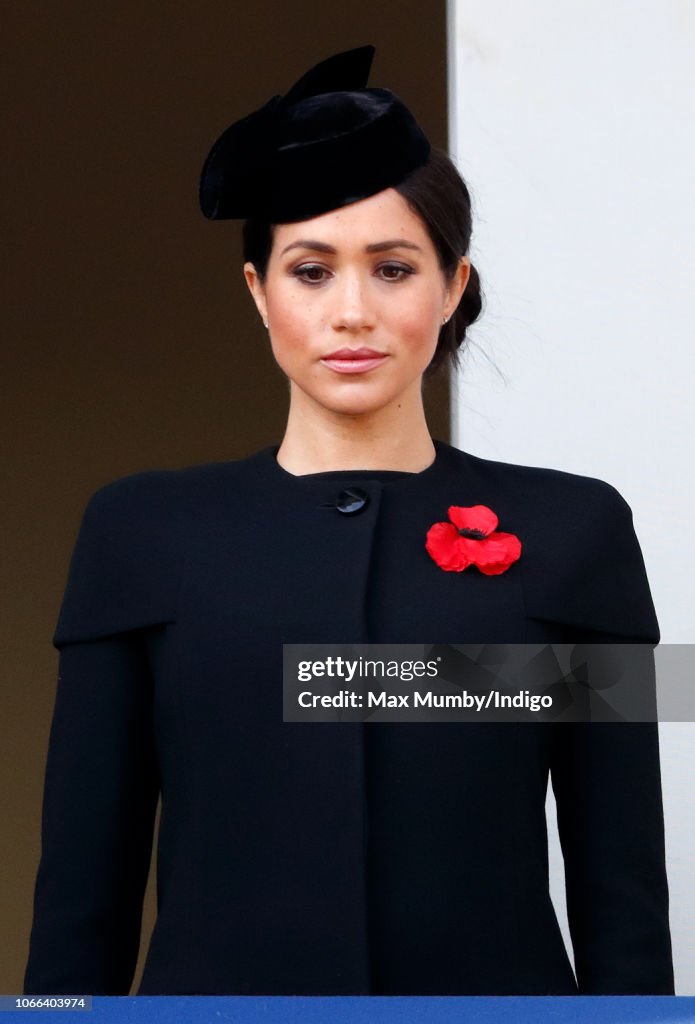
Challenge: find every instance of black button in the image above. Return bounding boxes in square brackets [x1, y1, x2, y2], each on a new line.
[335, 487, 369, 515]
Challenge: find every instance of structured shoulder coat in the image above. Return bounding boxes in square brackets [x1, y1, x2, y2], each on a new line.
[24, 439, 674, 995]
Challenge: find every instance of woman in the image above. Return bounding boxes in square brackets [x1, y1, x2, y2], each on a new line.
[24, 45, 674, 996]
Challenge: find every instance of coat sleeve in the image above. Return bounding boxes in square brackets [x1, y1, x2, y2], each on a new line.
[543, 484, 674, 993]
[24, 478, 179, 995]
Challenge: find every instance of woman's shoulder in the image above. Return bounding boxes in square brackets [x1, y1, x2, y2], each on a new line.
[78, 447, 277, 532]
[54, 451, 273, 647]
[438, 442, 659, 641]
[87, 448, 268, 502]
[438, 440, 633, 518]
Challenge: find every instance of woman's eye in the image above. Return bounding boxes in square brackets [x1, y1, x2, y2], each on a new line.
[292, 265, 329, 284]
[378, 263, 413, 281]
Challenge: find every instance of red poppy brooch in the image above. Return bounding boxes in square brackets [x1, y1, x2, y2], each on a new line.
[425, 505, 522, 575]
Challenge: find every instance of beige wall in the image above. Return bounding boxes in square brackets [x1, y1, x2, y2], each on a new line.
[2, 2, 449, 993]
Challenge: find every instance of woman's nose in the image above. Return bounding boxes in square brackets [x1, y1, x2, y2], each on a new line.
[330, 271, 375, 331]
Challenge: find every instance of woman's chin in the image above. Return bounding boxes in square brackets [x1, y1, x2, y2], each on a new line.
[290, 374, 425, 421]
[310, 393, 403, 419]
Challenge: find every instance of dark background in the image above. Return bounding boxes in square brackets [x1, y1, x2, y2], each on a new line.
[2, 2, 449, 993]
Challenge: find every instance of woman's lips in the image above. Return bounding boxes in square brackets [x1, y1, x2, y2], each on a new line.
[320, 348, 389, 374]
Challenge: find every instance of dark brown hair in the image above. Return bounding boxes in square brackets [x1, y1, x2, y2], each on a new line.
[242, 147, 483, 377]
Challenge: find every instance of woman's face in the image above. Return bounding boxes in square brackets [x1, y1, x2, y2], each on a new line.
[244, 188, 470, 420]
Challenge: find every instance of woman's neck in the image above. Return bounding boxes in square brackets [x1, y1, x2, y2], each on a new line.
[276, 388, 436, 475]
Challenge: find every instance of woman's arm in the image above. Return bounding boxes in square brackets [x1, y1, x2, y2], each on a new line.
[550, 704, 674, 993]
[23, 475, 180, 995]
[24, 632, 159, 995]
[520, 470, 674, 991]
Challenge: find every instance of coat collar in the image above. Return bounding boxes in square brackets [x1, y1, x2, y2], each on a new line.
[246, 437, 467, 498]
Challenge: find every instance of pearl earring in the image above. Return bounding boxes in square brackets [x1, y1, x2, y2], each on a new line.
[442, 315, 450, 325]
[263, 320, 269, 329]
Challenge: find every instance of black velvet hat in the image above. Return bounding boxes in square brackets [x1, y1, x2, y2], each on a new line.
[199, 45, 431, 223]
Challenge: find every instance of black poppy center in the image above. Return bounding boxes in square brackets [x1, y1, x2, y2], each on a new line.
[457, 527, 486, 540]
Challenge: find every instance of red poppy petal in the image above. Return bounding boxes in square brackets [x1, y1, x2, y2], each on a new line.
[456, 536, 484, 560]
[448, 504, 498, 536]
[477, 561, 513, 576]
[470, 531, 522, 574]
[425, 522, 472, 572]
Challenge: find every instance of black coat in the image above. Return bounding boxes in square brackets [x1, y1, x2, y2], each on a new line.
[24, 439, 674, 996]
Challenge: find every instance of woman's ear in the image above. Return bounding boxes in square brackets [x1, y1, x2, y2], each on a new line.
[243, 262, 268, 326]
[443, 257, 471, 321]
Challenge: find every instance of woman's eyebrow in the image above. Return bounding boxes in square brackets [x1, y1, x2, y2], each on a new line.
[280, 238, 423, 256]
[367, 239, 423, 254]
